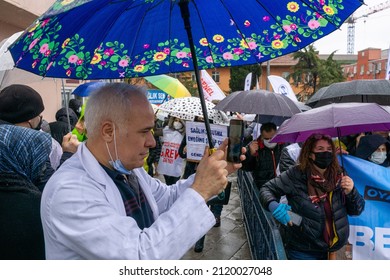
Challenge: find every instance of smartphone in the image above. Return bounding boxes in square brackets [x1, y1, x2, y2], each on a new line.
[227, 119, 244, 163]
[288, 211, 302, 226]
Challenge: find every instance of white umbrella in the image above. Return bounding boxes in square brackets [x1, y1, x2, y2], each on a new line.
[0, 31, 22, 71]
[158, 97, 228, 125]
[0, 31, 46, 89]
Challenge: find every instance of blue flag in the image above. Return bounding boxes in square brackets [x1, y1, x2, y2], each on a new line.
[341, 155, 390, 259]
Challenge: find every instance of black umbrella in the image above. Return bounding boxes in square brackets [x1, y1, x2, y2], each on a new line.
[215, 89, 301, 126]
[307, 80, 390, 108]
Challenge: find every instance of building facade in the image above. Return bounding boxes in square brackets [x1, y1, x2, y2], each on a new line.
[342, 48, 389, 81]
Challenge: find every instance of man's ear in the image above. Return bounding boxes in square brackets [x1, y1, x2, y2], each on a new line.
[102, 121, 114, 142]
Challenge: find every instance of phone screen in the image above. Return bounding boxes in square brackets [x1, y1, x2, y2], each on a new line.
[227, 119, 244, 163]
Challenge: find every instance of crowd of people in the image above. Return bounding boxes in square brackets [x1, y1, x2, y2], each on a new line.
[0, 83, 244, 260]
[3, 81, 390, 260]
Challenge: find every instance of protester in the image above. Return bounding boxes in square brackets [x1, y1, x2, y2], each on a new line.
[157, 116, 186, 185]
[241, 122, 286, 189]
[41, 83, 244, 260]
[0, 125, 52, 259]
[49, 107, 78, 145]
[0, 84, 79, 175]
[355, 134, 390, 167]
[68, 98, 82, 119]
[259, 133, 365, 260]
[277, 143, 302, 174]
[146, 116, 163, 177]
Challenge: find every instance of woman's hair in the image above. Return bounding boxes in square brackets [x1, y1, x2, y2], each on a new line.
[84, 83, 147, 139]
[298, 133, 340, 174]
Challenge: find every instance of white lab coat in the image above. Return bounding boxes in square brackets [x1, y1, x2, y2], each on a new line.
[41, 143, 215, 260]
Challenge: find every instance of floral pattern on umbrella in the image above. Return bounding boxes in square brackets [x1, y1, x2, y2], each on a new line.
[10, 0, 362, 79]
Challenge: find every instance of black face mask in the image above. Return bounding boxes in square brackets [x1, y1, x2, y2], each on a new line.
[34, 118, 43, 131]
[312, 151, 333, 169]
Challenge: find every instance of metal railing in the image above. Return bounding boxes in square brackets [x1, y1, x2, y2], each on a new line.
[237, 170, 287, 260]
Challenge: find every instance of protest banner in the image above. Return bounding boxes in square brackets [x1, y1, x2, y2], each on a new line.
[185, 121, 228, 162]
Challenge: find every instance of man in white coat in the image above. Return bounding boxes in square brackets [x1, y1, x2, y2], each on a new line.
[41, 83, 244, 260]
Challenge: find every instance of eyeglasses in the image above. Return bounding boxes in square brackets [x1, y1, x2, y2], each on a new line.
[310, 133, 332, 140]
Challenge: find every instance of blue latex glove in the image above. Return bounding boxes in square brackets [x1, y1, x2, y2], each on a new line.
[272, 203, 291, 225]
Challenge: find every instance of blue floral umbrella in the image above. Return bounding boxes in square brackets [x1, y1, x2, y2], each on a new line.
[8, 0, 363, 147]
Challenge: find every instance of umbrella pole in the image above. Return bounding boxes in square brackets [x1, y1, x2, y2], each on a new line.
[61, 79, 72, 133]
[179, 0, 214, 150]
[337, 127, 345, 173]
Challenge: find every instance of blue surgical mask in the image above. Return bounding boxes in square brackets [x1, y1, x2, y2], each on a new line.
[369, 151, 387, 165]
[105, 124, 131, 175]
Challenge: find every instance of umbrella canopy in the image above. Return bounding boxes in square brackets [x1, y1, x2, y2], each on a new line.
[145, 74, 191, 98]
[72, 81, 106, 97]
[0, 31, 23, 71]
[215, 89, 301, 125]
[306, 80, 390, 108]
[0, 32, 46, 89]
[8, 0, 362, 148]
[9, 0, 362, 79]
[271, 103, 390, 143]
[158, 97, 228, 125]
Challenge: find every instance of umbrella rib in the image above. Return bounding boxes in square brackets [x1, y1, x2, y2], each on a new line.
[42, 2, 115, 80]
[300, 0, 363, 30]
[190, 0, 216, 69]
[82, 1, 165, 78]
[44, 1, 145, 79]
[219, 0, 263, 65]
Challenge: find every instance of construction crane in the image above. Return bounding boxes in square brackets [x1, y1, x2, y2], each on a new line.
[347, 0, 390, 54]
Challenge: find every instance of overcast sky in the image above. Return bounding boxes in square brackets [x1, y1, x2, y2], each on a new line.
[313, 0, 390, 54]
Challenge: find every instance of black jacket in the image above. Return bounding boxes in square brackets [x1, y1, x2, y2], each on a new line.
[49, 107, 78, 145]
[0, 172, 45, 259]
[241, 141, 286, 188]
[259, 166, 365, 253]
[178, 135, 198, 179]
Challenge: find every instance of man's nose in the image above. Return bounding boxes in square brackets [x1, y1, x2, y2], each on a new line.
[146, 132, 156, 148]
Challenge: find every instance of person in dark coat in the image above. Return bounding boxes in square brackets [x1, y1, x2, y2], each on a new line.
[0, 125, 52, 260]
[49, 107, 78, 145]
[260, 133, 365, 260]
[0, 84, 80, 174]
[241, 122, 286, 189]
[355, 134, 390, 167]
[68, 98, 82, 119]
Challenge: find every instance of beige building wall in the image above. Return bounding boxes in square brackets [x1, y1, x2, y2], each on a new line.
[1, 0, 62, 122]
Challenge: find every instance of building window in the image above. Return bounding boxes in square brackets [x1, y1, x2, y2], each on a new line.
[378, 62, 382, 71]
[212, 71, 220, 83]
[360, 65, 364, 75]
[361, 51, 365, 57]
[353, 66, 357, 74]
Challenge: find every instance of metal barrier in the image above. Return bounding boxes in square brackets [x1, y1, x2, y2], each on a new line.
[237, 169, 287, 260]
